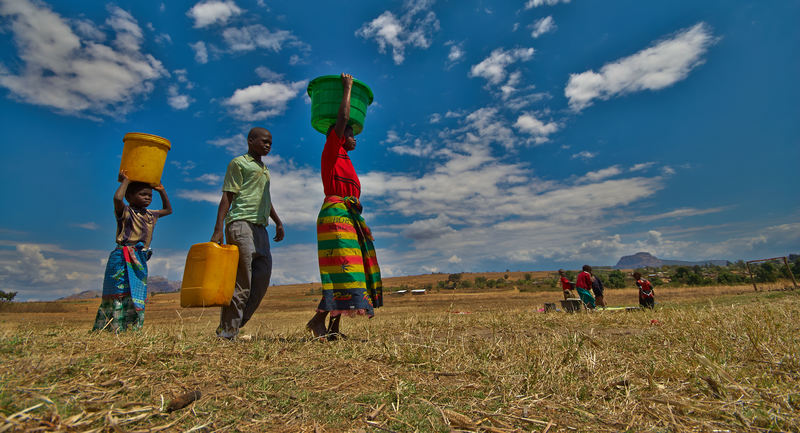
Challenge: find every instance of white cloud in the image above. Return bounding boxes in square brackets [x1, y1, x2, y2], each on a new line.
[222, 25, 296, 52]
[389, 138, 435, 157]
[170, 160, 197, 174]
[565, 22, 716, 111]
[583, 165, 622, 182]
[177, 189, 221, 203]
[187, 0, 242, 28]
[167, 85, 192, 110]
[190, 41, 208, 64]
[525, 0, 571, 8]
[255, 66, 284, 80]
[632, 207, 728, 223]
[429, 113, 442, 123]
[513, 112, 559, 143]
[356, 0, 440, 65]
[195, 173, 222, 185]
[448, 255, 462, 264]
[4, 244, 59, 284]
[469, 47, 534, 97]
[72, 222, 99, 230]
[0, 0, 167, 117]
[403, 216, 456, 240]
[530, 16, 556, 38]
[630, 162, 655, 172]
[223, 80, 307, 121]
[571, 151, 596, 160]
[209, 133, 246, 155]
[445, 40, 464, 68]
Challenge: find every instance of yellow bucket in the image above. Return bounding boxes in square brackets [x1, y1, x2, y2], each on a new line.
[120, 132, 171, 185]
[180, 242, 239, 308]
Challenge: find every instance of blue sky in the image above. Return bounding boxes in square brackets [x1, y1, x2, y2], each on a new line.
[1, 0, 798, 301]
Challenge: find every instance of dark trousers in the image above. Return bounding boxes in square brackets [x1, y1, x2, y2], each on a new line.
[217, 220, 272, 339]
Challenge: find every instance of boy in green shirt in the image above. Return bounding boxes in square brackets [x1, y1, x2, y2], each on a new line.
[211, 127, 284, 340]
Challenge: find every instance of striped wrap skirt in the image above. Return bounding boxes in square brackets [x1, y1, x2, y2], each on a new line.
[316, 196, 383, 317]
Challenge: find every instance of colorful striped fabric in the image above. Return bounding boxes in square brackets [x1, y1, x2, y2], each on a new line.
[316, 196, 382, 317]
[92, 242, 151, 332]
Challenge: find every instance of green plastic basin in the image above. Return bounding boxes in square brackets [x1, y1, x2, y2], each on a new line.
[307, 75, 374, 135]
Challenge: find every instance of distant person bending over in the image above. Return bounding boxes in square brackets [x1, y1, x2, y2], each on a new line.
[306, 73, 383, 340]
[633, 272, 655, 309]
[211, 127, 284, 340]
[575, 265, 596, 309]
[591, 272, 607, 308]
[558, 269, 575, 300]
[93, 171, 172, 332]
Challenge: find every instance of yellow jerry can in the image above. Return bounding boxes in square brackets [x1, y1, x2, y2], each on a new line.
[180, 242, 238, 308]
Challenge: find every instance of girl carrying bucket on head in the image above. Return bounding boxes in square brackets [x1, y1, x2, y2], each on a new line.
[92, 170, 172, 332]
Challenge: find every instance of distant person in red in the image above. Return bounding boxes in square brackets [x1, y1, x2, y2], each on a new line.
[633, 272, 655, 308]
[558, 269, 575, 299]
[305, 73, 383, 340]
[575, 265, 596, 309]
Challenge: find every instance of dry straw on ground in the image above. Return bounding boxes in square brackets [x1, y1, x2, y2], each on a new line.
[1, 283, 798, 432]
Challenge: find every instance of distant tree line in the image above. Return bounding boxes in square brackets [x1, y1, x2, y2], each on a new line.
[0, 290, 17, 302]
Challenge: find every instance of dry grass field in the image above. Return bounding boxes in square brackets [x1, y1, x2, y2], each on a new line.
[1, 275, 799, 432]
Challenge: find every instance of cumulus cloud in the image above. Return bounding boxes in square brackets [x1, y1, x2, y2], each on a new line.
[177, 189, 222, 203]
[571, 151, 596, 160]
[167, 85, 192, 109]
[582, 165, 622, 182]
[389, 138, 435, 157]
[209, 133, 246, 155]
[190, 41, 208, 63]
[525, 0, 571, 8]
[222, 25, 297, 52]
[470, 47, 534, 85]
[565, 22, 716, 111]
[530, 16, 556, 38]
[513, 112, 559, 143]
[72, 222, 99, 230]
[223, 80, 307, 121]
[445, 40, 465, 69]
[0, 0, 167, 117]
[195, 173, 222, 185]
[356, 0, 440, 65]
[255, 66, 284, 80]
[469, 47, 534, 97]
[187, 0, 242, 28]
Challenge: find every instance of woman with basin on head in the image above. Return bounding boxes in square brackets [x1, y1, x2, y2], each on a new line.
[305, 73, 383, 340]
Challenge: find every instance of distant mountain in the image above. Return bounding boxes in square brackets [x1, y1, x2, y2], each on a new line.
[56, 276, 180, 301]
[148, 276, 181, 293]
[615, 252, 728, 269]
[58, 290, 100, 300]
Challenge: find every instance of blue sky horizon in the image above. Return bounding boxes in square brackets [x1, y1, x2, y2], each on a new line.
[1, 0, 798, 301]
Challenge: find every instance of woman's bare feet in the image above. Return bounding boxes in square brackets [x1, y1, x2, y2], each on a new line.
[306, 311, 329, 340]
[326, 315, 348, 341]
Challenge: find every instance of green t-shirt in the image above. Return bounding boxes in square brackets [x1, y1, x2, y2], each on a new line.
[223, 154, 271, 226]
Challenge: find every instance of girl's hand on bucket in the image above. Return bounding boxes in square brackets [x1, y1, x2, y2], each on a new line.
[118, 170, 129, 183]
[153, 184, 165, 192]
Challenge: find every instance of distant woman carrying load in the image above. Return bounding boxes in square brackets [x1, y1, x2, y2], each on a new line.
[306, 73, 383, 340]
